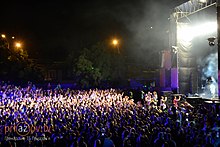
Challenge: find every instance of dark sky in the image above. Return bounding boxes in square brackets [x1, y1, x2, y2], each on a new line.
[0, 0, 187, 62]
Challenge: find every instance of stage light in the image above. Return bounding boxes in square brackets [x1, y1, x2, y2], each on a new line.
[207, 37, 216, 46]
[177, 22, 217, 42]
[177, 23, 193, 42]
[193, 22, 217, 37]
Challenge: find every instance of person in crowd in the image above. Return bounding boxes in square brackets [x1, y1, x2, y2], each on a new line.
[153, 132, 165, 147]
[160, 96, 167, 110]
[145, 92, 152, 107]
[95, 128, 115, 147]
[173, 95, 181, 108]
[164, 133, 176, 147]
[151, 91, 158, 109]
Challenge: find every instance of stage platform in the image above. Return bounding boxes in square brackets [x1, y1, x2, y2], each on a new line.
[186, 96, 220, 107]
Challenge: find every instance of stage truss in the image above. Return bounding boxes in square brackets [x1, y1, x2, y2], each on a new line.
[173, 0, 217, 22]
[169, 0, 219, 96]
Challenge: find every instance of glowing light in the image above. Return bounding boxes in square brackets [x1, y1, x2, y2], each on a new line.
[199, 0, 207, 3]
[177, 22, 217, 42]
[112, 39, 118, 46]
[112, 39, 120, 54]
[193, 22, 217, 36]
[177, 23, 193, 42]
[15, 42, 22, 48]
[1, 34, 6, 38]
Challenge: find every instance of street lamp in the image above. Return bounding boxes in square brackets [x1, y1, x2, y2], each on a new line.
[1, 34, 10, 49]
[112, 39, 120, 54]
[15, 42, 21, 48]
[112, 39, 118, 46]
[1, 34, 6, 38]
[14, 42, 23, 53]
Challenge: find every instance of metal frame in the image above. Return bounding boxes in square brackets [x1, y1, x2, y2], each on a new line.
[169, 0, 218, 94]
[172, 0, 217, 22]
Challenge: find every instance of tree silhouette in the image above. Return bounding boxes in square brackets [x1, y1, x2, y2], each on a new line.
[0, 37, 43, 82]
[72, 41, 127, 88]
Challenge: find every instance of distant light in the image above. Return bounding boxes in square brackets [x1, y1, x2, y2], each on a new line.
[15, 42, 22, 48]
[1, 34, 6, 38]
[150, 27, 153, 29]
[12, 36, 15, 39]
[112, 39, 118, 46]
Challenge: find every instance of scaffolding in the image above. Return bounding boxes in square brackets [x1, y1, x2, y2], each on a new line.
[172, 0, 217, 21]
[169, 0, 219, 94]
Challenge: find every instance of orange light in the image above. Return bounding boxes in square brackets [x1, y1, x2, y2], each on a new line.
[15, 42, 22, 48]
[112, 39, 118, 46]
[1, 34, 6, 38]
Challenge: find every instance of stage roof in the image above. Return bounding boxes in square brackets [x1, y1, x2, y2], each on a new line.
[173, 0, 217, 21]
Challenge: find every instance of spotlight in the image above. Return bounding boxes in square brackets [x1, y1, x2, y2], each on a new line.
[207, 37, 216, 46]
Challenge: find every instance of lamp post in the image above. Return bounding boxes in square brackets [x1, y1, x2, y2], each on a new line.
[111, 38, 122, 84]
[1, 34, 10, 49]
[1, 34, 17, 50]
[1, 34, 25, 59]
[15, 42, 23, 53]
[112, 39, 120, 54]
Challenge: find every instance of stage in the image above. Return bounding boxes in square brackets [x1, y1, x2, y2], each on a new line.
[166, 0, 219, 97]
[186, 96, 220, 109]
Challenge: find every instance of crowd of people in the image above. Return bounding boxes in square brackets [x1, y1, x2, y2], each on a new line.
[0, 81, 219, 147]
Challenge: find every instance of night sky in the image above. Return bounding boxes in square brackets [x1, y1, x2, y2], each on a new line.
[0, 0, 187, 62]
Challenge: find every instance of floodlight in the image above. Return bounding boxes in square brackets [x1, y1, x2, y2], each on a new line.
[177, 22, 217, 42]
[207, 37, 216, 46]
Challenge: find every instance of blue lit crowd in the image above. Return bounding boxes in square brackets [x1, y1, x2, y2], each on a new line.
[0, 81, 219, 147]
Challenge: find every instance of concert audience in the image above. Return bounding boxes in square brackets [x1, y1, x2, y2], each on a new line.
[0, 81, 219, 147]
